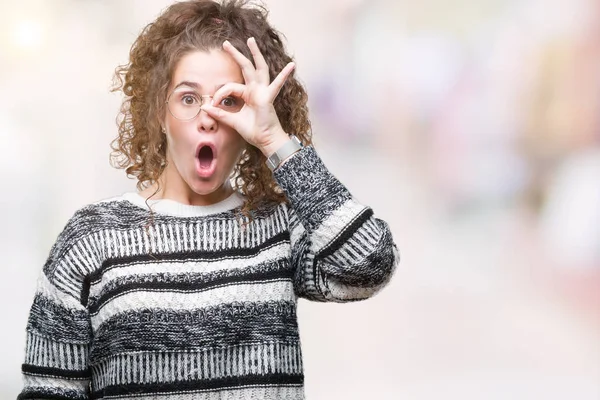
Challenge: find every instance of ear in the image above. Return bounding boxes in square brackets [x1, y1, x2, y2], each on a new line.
[157, 112, 167, 134]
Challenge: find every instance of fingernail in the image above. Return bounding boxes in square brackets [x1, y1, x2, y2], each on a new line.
[223, 40, 230, 47]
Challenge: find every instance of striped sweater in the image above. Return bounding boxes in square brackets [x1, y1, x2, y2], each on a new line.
[19, 146, 399, 400]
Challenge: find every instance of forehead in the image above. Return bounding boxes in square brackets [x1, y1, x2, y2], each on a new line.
[170, 49, 244, 91]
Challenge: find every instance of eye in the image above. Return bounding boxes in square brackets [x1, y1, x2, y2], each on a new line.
[220, 96, 237, 108]
[181, 94, 198, 106]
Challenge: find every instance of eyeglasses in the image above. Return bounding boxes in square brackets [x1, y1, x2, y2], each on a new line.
[166, 90, 245, 121]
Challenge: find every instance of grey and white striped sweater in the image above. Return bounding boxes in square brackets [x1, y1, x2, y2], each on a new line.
[18, 146, 399, 400]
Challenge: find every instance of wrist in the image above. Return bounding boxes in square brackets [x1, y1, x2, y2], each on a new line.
[258, 128, 290, 157]
[265, 135, 303, 171]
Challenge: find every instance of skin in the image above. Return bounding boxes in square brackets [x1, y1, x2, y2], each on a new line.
[140, 38, 295, 206]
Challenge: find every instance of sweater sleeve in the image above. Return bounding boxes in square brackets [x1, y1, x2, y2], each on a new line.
[274, 145, 399, 302]
[18, 212, 95, 400]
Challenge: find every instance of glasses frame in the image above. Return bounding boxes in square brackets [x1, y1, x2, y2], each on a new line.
[165, 91, 215, 121]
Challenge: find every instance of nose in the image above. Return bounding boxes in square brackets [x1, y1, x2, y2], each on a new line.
[197, 100, 217, 132]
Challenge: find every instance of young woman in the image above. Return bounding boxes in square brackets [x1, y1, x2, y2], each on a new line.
[18, 1, 399, 399]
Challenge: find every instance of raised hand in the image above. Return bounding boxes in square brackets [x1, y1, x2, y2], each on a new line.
[200, 37, 295, 157]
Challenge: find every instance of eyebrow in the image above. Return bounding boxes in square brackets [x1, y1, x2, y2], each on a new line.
[172, 81, 227, 91]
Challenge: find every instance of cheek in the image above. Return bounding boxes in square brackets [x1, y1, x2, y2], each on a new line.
[165, 133, 180, 155]
[164, 133, 188, 166]
[234, 137, 246, 155]
[225, 130, 246, 157]
[234, 141, 247, 164]
[166, 124, 193, 149]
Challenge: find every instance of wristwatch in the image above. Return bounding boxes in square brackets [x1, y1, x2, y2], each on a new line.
[266, 135, 302, 171]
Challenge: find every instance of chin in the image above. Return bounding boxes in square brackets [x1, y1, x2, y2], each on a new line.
[190, 177, 226, 196]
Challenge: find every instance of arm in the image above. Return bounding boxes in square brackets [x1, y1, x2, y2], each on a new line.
[18, 213, 94, 400]
[274, 145, 399, 302]
[200, 38, 398, 300]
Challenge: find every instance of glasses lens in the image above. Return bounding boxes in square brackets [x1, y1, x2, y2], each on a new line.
[167, 91, 201, 120]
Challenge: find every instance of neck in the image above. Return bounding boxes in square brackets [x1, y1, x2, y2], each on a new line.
[141, 170, 234, 207]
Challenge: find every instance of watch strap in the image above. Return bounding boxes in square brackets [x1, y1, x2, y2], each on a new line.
[266, 135, 302, 171]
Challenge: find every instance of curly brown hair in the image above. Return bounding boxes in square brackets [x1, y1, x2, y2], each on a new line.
[110, 0, 312, 216]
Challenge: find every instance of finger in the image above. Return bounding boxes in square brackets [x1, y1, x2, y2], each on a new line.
[211, 82, 246, 107]
[200, 104, 239, 130]
[268, 62, 295, 100]
[223, 40, 256, 82]
[247, 37, 269, 84]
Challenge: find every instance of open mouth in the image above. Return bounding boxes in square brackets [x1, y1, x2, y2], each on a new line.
[197, 145, 214, 169]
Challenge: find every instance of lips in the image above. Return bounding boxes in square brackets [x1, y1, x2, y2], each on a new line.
[195, 142, 217, 178]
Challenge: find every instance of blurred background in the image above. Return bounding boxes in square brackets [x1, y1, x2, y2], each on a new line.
[1, 0, 599, 398]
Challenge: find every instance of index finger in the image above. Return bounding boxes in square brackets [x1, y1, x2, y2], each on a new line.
[223, 40, 256, 82]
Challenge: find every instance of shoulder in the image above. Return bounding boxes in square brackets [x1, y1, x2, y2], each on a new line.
[43, 194, 144, 274]
[54, 193, 145, 248]
[66, 194, 141, 230]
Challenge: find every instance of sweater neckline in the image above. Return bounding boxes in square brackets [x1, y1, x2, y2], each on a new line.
[121, 191, 245, 217]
